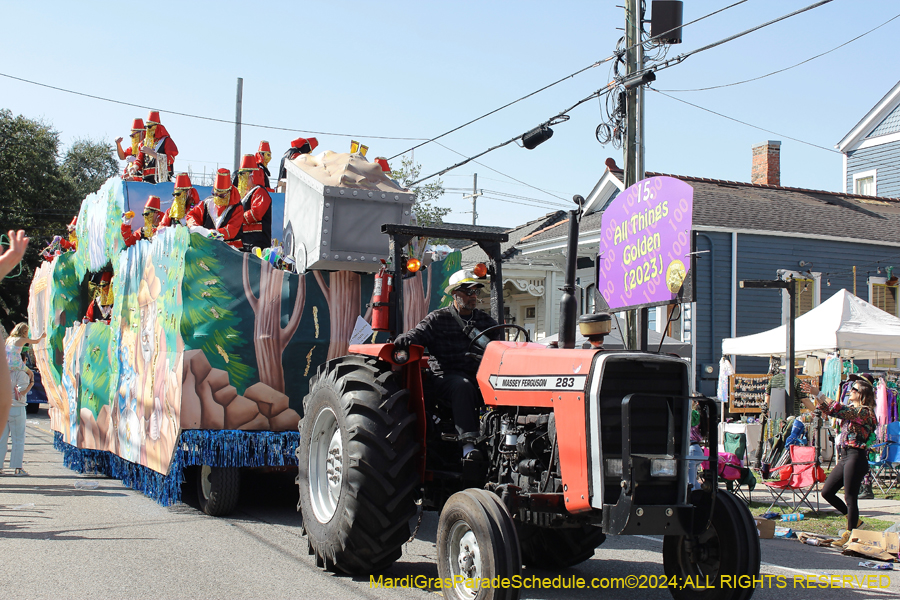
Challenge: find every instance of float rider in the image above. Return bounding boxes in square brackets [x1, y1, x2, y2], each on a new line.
[135, 110, 178, 183]
[115, 118, 145, 180]
[392, 267, 501, 459]
[121, 196, 163, 246]
[59, 216, 78, 251]
[236, 153, 272, 252]
[256, 140, 274, 191]
[186, 168, 244, 250]
[84, 271, 113, 323]
[159, 172, 200, 228]
[276, 136, 318, 187]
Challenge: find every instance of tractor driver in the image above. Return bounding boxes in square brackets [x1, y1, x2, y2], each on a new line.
[393, 268, 502, 459]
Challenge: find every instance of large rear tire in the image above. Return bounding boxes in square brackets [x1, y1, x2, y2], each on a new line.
[663, 490, 761, 600]
[298, 356, 419, 574]
[197, 465, 241, 516]
[437, 490, 521, 600]
[517, 523, 606, 568]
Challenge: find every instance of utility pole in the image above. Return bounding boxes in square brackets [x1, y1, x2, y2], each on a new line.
[233, 77, 243, 174]
[462, 173, 482, 225]
[624, 0, 648, 351]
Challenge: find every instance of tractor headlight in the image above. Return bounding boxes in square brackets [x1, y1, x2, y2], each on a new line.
[392, 349, 409, 364]
[605, 458, 623, 477]
[651, 458, 677, 477]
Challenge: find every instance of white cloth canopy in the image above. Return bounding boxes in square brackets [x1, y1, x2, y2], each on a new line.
[722, 288, 900, 360]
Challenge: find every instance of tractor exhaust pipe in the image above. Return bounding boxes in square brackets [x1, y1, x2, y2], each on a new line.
[558, 196, 584, 349]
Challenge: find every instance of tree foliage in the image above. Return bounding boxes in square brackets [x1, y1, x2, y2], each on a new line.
[61, 137, 119, 200]
[389, 156, 451, 227]
[0, 109, 118, 329]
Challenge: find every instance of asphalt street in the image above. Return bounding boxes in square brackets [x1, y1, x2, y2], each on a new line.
[1, 411, 898, 600]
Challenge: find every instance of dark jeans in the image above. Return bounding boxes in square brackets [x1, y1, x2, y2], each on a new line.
[821, 447, 868, 530]
[242, 232, 270, 252]
[429, 371, 483, 440]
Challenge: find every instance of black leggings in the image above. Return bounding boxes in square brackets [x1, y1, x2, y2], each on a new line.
[821, 448, 868, 530]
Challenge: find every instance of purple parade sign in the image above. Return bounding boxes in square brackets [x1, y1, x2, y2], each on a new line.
[598, 176, 694, 311]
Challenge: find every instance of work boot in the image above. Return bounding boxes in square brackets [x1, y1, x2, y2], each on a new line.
[858, 482, 875, 499]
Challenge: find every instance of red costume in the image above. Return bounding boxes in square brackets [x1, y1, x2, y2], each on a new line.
[255, 140, 274, 192]
[85, 272, 113, 323]
[237, 154, 272, 251]
[186, 169, 244, 249]
[122, 196, 162, 246]
[277, 136, 318, 181]
[135, 111, 179, 183]
[59, 216, 78, 251]
[159, 173, 200, 228]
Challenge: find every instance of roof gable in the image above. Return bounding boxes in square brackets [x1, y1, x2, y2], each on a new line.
[837, 80, 900, 152]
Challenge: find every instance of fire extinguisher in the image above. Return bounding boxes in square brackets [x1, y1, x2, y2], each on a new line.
[371, 260, 392, 331]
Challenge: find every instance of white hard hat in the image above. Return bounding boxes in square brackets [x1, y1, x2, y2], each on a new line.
[445, 268, 489, 295]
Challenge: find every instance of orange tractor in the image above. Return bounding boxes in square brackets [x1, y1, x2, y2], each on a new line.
[297, 207, 760, 600]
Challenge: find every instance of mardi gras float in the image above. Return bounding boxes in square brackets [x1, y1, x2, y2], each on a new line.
[28, 150, 459, 514]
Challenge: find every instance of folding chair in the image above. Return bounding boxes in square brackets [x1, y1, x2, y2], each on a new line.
[762, 445, 826, 513]
[723, 432, 756, 503]
[872, 421, 900, 495]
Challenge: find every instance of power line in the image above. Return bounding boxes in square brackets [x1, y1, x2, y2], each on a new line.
[0, 71, 428, 141]
[657, 12, 900, 92]
[389, 0, 752, 162]
[643, 0, 835, 77]
[648, 87, 840, 154]
[432, 141, 569, 202]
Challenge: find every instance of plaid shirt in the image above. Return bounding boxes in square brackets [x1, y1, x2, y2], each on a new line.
[400, 307, 499, 376]
[818, 399, 877, 450]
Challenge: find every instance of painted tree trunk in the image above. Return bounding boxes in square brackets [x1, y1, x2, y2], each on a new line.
[403, 268, 432, 332]
[314, 271, 361, 361]
[242, 254, 306, 393]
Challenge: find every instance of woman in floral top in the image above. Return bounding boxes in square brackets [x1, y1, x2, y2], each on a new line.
[801, 374, 878, 534]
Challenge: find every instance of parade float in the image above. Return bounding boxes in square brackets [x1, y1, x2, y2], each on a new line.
[27, 150, 458, 514]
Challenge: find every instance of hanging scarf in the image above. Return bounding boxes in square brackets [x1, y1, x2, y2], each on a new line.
[717, 357, 734, 404]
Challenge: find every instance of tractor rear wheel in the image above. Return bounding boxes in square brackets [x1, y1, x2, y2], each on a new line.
[662, 490, 761, 600]
[517, 523, 606, 568]
[298, 356, 419, 574]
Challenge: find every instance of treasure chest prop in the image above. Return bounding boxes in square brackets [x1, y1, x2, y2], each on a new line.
[283, 152, 415, 272]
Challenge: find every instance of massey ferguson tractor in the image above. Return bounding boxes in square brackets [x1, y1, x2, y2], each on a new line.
[297, 204, 760, 600]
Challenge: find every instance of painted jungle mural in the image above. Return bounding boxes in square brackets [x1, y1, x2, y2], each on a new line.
[28, 176, 458, 477]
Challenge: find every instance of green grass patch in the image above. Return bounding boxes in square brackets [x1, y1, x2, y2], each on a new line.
[745, 501, 894, 537]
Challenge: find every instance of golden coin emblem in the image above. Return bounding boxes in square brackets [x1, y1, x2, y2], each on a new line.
[666, 259, 686, 293]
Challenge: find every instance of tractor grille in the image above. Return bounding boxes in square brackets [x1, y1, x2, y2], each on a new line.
[598, 358, 689, 505]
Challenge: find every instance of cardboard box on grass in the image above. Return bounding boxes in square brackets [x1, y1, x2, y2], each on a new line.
[754, 517, 775, 539]
[842, 530, 899, 562]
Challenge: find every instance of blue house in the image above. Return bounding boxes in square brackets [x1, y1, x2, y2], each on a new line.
[838, 80, 900, 197]
[464, 145, 900, 400]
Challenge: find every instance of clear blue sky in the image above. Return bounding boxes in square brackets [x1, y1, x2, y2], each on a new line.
[2, 0, 898, 227]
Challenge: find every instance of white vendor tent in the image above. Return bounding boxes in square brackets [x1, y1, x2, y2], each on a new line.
[722, 288, 900, 360]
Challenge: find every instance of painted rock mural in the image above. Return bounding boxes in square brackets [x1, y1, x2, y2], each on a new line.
[28, 176, 458, 480]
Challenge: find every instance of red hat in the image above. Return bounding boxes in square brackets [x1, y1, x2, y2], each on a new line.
[173, 172, 192, 190]
[99, 272, 113, 284]
[214, 169, 232, 191]
[131, 118, 145, 131]
[144, 196, 161, 211]
[258, 141, 271, 153]
[290, 137, 318, 154]
[146, 110, 161, 125]
[374, 157, 390, 172]
[239, 154, 257, 171]
[68, 216, 78, 230]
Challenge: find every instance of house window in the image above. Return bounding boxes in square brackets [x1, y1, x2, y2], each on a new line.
[868, 277, 898, 369]
[793, 278, 815, 317]
[781, 273, 820, 323]
[853, 169, 877, 196]
[526, 307, 536, 319]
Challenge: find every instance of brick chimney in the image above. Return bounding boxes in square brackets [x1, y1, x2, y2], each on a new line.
[751, 140, 781, 186]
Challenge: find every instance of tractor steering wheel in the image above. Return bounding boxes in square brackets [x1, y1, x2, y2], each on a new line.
[466, 323, 531, 354]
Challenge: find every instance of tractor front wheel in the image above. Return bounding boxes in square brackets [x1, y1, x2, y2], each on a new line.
[197, 465, 241, 517]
